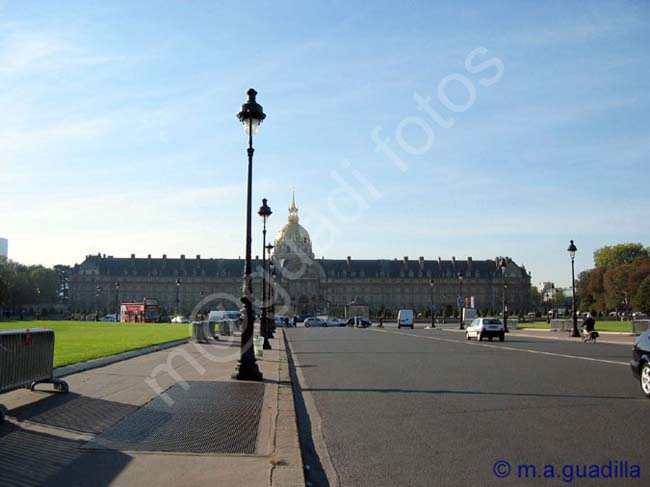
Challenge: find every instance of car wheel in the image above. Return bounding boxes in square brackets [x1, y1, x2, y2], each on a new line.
[641, 362, 650, 398]
[323, 323, 328, 327]
[305, 323, 310, 328]
[499, 333, 505, 342]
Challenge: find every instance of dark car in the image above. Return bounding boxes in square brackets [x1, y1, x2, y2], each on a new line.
[631, 330, 650, 398]
[347, 317, 372, 328]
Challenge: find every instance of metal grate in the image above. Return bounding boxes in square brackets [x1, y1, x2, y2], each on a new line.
[83, 381, 265, 454]
[10, 394, 138, 434]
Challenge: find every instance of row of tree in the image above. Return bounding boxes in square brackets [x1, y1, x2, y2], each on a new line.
[577, 243, 650, 315]
[0, 257, 69, 310]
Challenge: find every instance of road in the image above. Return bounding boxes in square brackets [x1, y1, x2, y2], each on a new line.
[285, 324, 648, 486]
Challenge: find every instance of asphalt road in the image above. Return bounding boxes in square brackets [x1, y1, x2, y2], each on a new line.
[285, 325, 648, 487]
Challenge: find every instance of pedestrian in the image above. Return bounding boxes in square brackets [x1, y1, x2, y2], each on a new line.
[379, 315, 384, 328]
[292, 315, 298, 328]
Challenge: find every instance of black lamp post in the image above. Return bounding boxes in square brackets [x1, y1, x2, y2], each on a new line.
[175, 277, 181, 316]
[499, 258, 509, 332]
[458, 272, 464, 329]
[568, 240, 579, 337]
[258, 198, 272, 350]
[35, 287, 41, 320]
[234, 88, 266, 381]
[95, 285, 101, 321]
[266, 244, 275, 338]
[427, 279, 436, 329]
[115, 281, 120, 322]
[442, 293, 447, 324]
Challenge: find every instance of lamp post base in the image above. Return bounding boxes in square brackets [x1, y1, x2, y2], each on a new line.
[570, 329, 581, 337]
[232, 362, 263, 381]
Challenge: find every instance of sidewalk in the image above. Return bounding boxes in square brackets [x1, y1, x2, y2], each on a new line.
[0, 331, 303, 487]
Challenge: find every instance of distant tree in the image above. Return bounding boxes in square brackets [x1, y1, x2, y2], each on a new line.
[594, 243, 649, 269]
[603, 257, 650, 313]
[636, 276, 650, 314]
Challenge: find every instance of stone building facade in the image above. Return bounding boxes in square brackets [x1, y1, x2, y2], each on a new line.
[69, 197, 532, 317]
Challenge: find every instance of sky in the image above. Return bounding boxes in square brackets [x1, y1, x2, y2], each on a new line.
[1, 0, 649, 288]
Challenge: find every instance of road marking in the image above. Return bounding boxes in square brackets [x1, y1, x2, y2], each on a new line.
[372, 329, 630, 366]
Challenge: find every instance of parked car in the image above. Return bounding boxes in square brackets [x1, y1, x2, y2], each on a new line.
[98, 314, 117, 322]
[631, 330, 650, 398]
[171, 315, 191, 324]
[275, 315, 289, 327]
[347, 317, 372, 327]
[466, 318, 505, 342]
[326, 317, 348, 327]
[304, 317, 327, 327]
[397, 309, 414, 329]
[632, 312, 648, 320]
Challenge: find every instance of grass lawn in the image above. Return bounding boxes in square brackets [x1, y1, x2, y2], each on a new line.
[0, 320, 190, 367]
[518, 321, 633, 333]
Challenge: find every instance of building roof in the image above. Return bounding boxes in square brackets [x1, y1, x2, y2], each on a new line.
[73, 254, 527, 280]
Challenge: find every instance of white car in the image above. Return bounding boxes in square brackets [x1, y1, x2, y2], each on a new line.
[171, 315, 191, 324]
[304, 317, 327, 327]
[466, 318, 505, 342]
[98, 314, 117, 322]
[397, 309, 414, 329]
[326, 317, 347, 327]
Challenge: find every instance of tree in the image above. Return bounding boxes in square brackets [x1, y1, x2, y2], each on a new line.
[636, 276, 650, 314]
[594, 243, 649, 269]
[603, 256, 650, 313]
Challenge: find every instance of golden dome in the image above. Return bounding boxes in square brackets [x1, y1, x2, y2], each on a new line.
[274, 193, 313, 258]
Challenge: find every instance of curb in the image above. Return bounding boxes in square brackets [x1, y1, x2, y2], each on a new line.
[270, 330, 305, 487]
[53, 338, 190, 378]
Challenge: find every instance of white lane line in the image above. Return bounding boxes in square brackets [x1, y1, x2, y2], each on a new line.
[371, 329, 630, 367]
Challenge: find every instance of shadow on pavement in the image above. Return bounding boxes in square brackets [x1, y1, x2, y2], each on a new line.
[10, 392, 138, 434]
[0, 422, 131, 487]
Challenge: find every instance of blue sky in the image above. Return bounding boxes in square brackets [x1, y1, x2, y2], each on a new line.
[1, 0, 648, 287]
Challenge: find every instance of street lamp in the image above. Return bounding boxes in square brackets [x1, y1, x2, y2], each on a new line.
[115, 281, 120, 322]
[499, 258, 509, 332]
[258, 198, 272, 350]
[35, 287, 41, 320]
[175, 277, 181, 316]
[458, 272, 464, 329]
[266, 243, 275, 338]
[426, 279, 436, 329]
[567, 240, 579, 337]
[95, 285, 101, 321]
[234, 88, 266, 381]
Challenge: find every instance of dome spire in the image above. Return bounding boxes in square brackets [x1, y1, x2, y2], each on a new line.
[288, 191, 299, 223]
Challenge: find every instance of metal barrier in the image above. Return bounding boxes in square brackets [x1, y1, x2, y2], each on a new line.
[632, 320, 650, 334]
[192, 321, 209, 344]
[0, 329, 69, 422]
[549, 319, 576, 332]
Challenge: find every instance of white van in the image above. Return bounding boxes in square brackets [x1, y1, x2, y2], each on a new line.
[397, 309, 414, 329]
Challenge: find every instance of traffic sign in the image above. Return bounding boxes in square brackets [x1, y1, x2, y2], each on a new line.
[457, 297, 465, 308]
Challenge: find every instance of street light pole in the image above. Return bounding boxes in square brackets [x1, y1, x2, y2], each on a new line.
[175, 277, 181, 316]
[115, 281, 120, 322]
[95, 285, 101, 321]
[234, 88, 266, 382]
[499, 258, 509, 332]
[568, 240, 579, 337]
[427, 279, 436, 329]
[551, 283, 555, 321]
[258, 198, 272, 350]
[266, 244, 275, 338]
[458, 272, 464, 329]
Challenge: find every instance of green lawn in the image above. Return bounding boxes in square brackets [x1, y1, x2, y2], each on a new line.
[518, 321, 633, 333]
[0, 320, 191, 367]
